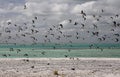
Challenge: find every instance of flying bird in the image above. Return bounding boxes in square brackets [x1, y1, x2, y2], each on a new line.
[32, 20, 35, 24]
[59, 24, 63, 28]
[93, 24, 98, 29]
[24, 5, 27, 9]
[81, 23, 85, 28]
[74, 22, 78, 25]
[35, 16, 37, 20]
[69, 19, 72, 23]
[114, 38, 119, 42]
[101, 9, 104, 12]
[7, 21, 11, 25]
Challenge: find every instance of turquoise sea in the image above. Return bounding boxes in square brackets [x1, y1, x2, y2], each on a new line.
[0, 43, 120, 58]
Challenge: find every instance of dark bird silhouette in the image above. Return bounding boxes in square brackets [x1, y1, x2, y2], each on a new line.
[110, 17, 113, 19]
[74, 22, 78, 25]
[21, 34, 26, 37]
[32, 20, 35, 24]
[114, 38, 119, 42]
[115, 14, 119, 17]
[24, 54, 28, 56]
[102, 37, 106, 41]
[93, 15, 96, 18]
[14, 24, 17, 27]
[76, 36, 79, 39]
[98, 38, 102, 41]
[7, 21, 11, 25]
[56, 36, 61, 40]
[96, 19, 99, 21]
[83, 17, 86, 20]
[81, 10, 86, 16]
[59, 24, 63, 28]
[32, 25, 35, 28]
[34, 16, 37, 20]
[87, 31, 90, 33]
[59, 31, 62, 34]
[0, 33, 2, 36]
[64, 55, 68, 57]
[111, 29, 114, 31]
[35, 30, 39, 33]
[113, 21, 117, 27]
[2, 54, 7, 57]
[5, 28, 11, 33]
[81, 10, 84, 14]
[24, 23, 27, 25]
[31, 36, 37, 41]
[81, 23, 85, 28]
[101, 9, 104, 12]
[41, 51, 45, 55]
[117, 23, 120, 27]
[93, 24, 98, 29]
[45, 35, 48, 38]
[69, 19, 72, 23]
[50, 34, 54, 37]
[16, 49, 21, 53]
[52, 25, 56, 28]
[49, 28, 53, 31]
[114, 34, 119, 37]
[18, 26, 23, 32]
[31, 29, 34, 34]
[92, 32, 99, 36]
[76, 32, 78, 35]
[8, 36, 12, 39]
[24, 5, 27, 9]
[9, 48, 14, 51]
[99, 15, 102, 17]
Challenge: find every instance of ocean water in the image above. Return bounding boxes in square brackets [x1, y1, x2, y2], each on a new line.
[0, 43, 120, 58]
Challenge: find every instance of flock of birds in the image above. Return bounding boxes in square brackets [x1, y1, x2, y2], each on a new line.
[0, 4, 119, 58]
[0, 5, 120, 47]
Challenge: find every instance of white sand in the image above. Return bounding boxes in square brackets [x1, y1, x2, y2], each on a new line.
[0, 58, 120, 77]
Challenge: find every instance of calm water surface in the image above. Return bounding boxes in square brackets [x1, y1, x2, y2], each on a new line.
[0, 43, 120, 58]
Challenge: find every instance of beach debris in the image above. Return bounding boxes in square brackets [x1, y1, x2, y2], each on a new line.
[71, 68, 75, 70]
[47, 63, 50, 65]
[53, 70, 59, 76]
[22, 59, 30, 63]
[31, 65, 35, 68]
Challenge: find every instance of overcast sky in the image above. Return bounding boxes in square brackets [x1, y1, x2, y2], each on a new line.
[0, 0, 120, 44]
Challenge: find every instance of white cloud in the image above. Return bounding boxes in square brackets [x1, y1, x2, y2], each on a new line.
[71, 1, 96, 14]
[51, 3, 69, 14]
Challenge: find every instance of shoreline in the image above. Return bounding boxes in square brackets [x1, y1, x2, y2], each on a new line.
[0, 57, 120, 60]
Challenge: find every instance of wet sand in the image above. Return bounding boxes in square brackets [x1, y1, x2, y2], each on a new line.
[0, 58, 120, 77]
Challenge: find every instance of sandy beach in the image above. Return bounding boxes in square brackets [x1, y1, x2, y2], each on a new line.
[0, 58, 120, 77]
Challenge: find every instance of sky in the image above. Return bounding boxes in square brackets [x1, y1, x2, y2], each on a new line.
[0, 0, 120, 44]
